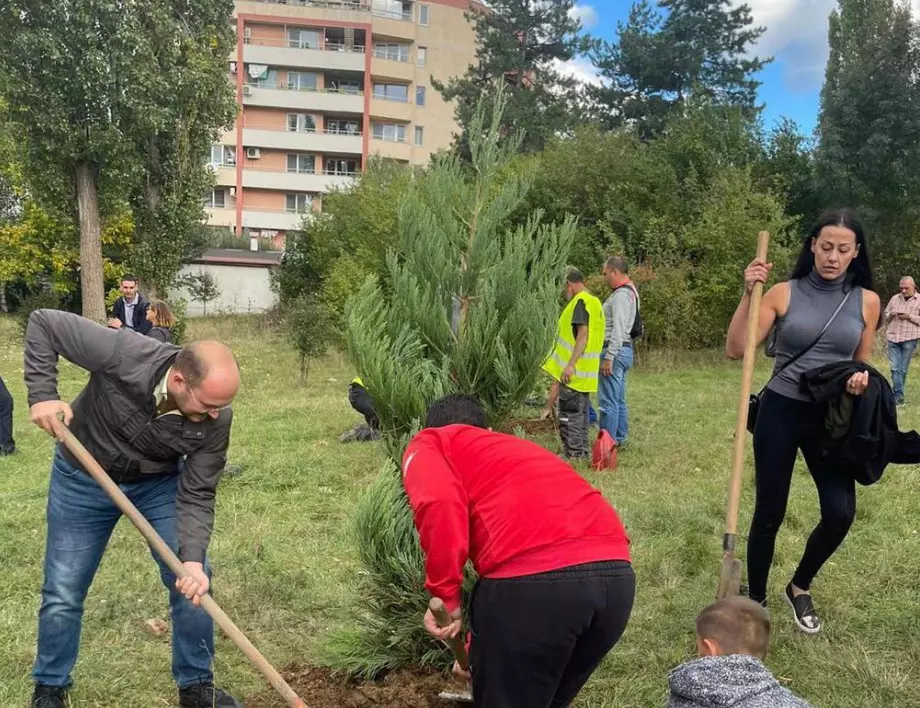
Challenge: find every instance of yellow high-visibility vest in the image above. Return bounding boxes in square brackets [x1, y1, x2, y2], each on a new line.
[542, 290, 605, 393]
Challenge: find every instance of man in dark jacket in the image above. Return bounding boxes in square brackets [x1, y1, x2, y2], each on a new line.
[108, 273, 152, 334]
[24, 309, 241, 708]
[0, 372, 14, 455]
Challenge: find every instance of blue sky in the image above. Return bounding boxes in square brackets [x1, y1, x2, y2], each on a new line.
[565, 0, 849, 136]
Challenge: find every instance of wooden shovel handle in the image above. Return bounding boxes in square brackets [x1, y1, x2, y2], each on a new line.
[56, 428, 307, 708]
[725, 231, 770, 537]
[429, 597, 469, 670]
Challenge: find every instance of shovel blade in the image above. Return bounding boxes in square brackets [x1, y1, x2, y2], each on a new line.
[438, 689, 474, 703]
[716, 556, 743, 599]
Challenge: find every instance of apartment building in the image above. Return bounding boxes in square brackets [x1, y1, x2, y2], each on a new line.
[205, 0, 480, 245]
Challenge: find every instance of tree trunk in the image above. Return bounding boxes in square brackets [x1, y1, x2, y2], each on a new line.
[0, 282, 7, 313]
[74, 162, 106, 322]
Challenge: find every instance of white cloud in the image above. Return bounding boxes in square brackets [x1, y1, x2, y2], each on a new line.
[569, 3, 599, 28]
[737, 0, 835, 93]
[554, 57, 603, 87]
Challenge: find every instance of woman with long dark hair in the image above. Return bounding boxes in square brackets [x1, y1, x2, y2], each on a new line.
[725, 208, 881, 634]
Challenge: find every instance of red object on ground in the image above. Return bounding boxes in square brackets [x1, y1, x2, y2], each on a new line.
[591, 430, 618, 471]
[402, 425, 631, 612]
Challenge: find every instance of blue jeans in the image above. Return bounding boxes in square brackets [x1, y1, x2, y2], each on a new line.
[887, 339, 918, 402]
[33, 450, 215, 689]
[598, 346, 634, 444]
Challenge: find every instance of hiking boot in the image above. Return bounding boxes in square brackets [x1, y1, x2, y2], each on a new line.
[785, 582, 821, 634]
[31, 685, 68, 708]
[178, 683, 241, 708]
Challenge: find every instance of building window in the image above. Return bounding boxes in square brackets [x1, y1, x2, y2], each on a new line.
[286, 71, 318, 91]
[373, 82, 409, 102]
[372, 0, 412, 21]
[327, 78, 362, 94]
[286, 153, 316, 174]
[373, 43, 410, 62]
[415, 86, 426, 106]
[372, 122, 407, 143]
[414, 126, 424, 146]
[325, 158, 359, 175]
[285, 193, 313, 212]
[417, 47, 427, 67]
[205, 189, 226, 209]
[326, 119, 361, 135]
[287, 28, 320, 49]
[287, 113, 317, 133]
[419, 4, 430, 26]
[210, 145, 236, 167]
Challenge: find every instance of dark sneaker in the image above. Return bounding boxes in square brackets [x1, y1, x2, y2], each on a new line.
[178, 683, 241, 708]
[785, 582, 821, 634]
[31, 684, 67, 708]
[0, 442, 15, 456]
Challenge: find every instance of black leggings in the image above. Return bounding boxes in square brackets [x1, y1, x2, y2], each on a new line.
[748, 389, 856, 603]
[469, 561, 634, 708]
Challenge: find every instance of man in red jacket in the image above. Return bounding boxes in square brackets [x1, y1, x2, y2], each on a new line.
[403, 394, 635, 708]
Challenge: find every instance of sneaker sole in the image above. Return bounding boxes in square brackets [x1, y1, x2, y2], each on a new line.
[785, 588, 821, 634]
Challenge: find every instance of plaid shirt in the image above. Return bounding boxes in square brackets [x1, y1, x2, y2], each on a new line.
[884, 293, 920, 343]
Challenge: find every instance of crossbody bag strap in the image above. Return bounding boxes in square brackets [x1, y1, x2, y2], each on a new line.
[759, 287, 855, 391]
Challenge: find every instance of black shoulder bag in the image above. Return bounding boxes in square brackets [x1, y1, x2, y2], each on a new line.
[747, 288, 854, 434]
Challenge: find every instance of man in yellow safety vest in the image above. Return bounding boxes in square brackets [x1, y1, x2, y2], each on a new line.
[541, 268, 606, 458]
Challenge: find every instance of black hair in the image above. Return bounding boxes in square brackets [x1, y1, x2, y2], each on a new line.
[424, 394, 488, 429]
[790, 208, 874, 291]
[121, 273, 139, 284]
[565, 268, 585, 284]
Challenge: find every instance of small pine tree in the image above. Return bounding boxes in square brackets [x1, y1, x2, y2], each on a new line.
[325, 84, 575, 677]
[180, 272, 221, 316]
[285, 295, 331, 381]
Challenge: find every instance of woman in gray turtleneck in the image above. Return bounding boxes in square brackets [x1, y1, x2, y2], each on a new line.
[725, 209, 880, 636]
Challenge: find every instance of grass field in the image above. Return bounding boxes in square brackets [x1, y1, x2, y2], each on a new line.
[2, 314, 920, 707]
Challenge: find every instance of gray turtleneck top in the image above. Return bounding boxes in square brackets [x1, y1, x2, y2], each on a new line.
[767, 270, 865, 401]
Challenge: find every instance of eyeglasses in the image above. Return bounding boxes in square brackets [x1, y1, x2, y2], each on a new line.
[185, 382, 224, 416]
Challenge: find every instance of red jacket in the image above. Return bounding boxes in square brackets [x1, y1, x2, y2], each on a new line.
[402, 425, 631, 612]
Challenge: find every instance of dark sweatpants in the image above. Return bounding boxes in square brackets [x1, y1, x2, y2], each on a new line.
[469, 561, 635, 708]
[748, 389, 857, 602]
[558, 385, 590, 459]
[0, 374, 13, 450]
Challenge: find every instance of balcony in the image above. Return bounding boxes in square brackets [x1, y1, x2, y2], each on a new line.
[241, 166, 356, 192]
[242, 126, 363, 155]
[369, 136, 412, 161]
[234, 1, 417, 39]
[370, 50, 416, 82]
[209, 165, 238, 187]
[243, 83, 364, 113]
[241, 208, 311, 232]
[369, 95, 414, 122]
[204, 206, 237, 228]
[243, 39, 365, 73]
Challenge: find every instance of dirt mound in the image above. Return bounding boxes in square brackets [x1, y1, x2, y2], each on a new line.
[245, 665, 464, 708]
[501, 417, 557, 436]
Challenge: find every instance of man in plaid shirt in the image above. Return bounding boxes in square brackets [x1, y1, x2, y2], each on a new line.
[884, 276, 920, 404]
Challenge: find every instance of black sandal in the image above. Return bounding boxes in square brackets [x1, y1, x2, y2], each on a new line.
[785, 582, 821, 634]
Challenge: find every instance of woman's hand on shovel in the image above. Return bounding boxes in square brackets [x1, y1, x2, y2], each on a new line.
[176, 562, 209, 606]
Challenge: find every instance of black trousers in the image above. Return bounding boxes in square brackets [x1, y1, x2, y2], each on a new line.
[558, 385, 590, 459]
[748, 389, 857, 602]
[0, 374, 13, 449]
[469, 561, 635, 708]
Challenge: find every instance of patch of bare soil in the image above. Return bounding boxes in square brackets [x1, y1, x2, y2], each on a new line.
[500, 417, 557, 436]
[245, 665, 466, 708]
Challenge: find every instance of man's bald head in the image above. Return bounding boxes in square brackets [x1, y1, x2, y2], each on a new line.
[170, 341, 240, 421]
